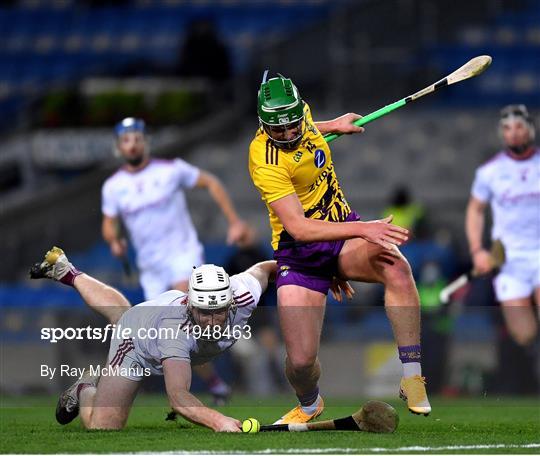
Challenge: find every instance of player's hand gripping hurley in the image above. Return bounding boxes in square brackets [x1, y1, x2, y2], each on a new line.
[439, 239, 506, 304]
[323, 55, 492, 143]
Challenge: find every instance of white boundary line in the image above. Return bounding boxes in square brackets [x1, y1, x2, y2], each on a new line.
[124, 442, 540, 454]
[29, 444, 540, 456]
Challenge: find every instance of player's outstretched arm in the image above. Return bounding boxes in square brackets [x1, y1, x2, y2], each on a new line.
[163, 359, 241, 432]
[195, 171, 249, 245]
[314, 113, 365, 135]
[245, 260, 277, 294]
[270, 194, 408, 251]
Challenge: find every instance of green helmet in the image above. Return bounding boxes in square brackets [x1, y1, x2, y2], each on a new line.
[257, 71, 305, 149]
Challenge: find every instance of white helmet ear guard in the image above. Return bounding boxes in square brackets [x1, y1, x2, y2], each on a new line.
[188, 264, 234, 311]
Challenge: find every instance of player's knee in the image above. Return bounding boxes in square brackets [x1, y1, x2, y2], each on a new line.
[383, 258, 414, 288]
[87, 419, 125, 430]
[88, 411, 127, 430]
[288, 353, 317, 372]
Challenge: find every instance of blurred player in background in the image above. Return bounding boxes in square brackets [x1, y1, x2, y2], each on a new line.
[465, 105, 539, 381]
[102, 117, 250, 404]
[31, 247, 276, 432]
[249, 73, 430, 423]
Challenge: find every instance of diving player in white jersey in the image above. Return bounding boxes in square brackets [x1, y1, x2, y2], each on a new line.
[466, 105, 540, 351]
[102, 117, 250, 404]
[30, 246, 278, 432]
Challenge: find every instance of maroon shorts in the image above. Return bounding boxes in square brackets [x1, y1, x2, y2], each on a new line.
[274, 211, 361, 295]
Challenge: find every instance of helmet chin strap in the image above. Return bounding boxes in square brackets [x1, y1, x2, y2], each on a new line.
[508, 145, 527, 155]
[126, 155, 145, 167]
[507, 142, 532, 156]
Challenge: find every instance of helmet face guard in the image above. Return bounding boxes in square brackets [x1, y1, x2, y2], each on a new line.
[258, 72, 305, 150]
[187, 307, 237, 341]
[114, 117, 148, 165]
[187, 265, 236, 341]
[499, 104, 535, 155]
[260, 118, 305, 150]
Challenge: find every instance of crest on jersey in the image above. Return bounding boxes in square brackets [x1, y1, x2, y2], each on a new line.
[314, 149, 326, 168]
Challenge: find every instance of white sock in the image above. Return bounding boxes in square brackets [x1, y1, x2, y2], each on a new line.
[402, 362, 422, 378]
[300, 395, 321, 415]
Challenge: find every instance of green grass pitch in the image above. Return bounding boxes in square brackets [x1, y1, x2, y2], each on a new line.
[1, 395, 539, 454]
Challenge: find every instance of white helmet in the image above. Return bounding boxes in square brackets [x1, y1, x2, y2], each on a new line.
[499, 104, 536, 151]
[187, 265, 236, 339]
[188, 264, 234, 310]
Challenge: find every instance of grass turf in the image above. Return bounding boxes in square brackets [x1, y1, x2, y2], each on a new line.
[0, 395, 539, 454]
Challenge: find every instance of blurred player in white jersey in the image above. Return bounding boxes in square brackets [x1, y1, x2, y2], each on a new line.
[466, 105, 539, 352]
[101, 117, 250, 404]
[31, 247, 277, 432]
[102, 117, 249, 297]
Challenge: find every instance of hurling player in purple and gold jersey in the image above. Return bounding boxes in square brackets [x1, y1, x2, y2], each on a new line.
[249, 72, 431, 424]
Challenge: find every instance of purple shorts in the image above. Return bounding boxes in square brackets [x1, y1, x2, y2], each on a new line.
[274, 211, 361, 295]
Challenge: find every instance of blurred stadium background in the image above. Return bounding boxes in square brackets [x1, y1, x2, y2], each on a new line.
[1, 0, 539, 405]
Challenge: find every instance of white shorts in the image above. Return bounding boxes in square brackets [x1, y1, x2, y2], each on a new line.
[494, 250, 540, 301]
[139, 245, 204, 300]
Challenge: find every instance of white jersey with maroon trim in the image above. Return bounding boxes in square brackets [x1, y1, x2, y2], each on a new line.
[101, 158, 202, 269]
[471, 148, 540, 252]
[107, 271, 262, 380]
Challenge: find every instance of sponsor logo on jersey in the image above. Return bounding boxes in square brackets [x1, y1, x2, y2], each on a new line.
[309, 163, 334, 192]
[314, 149, 326, 168]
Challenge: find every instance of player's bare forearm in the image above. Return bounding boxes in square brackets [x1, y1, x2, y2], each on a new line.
[246, 260, 277, 290]
[270, 195, 408, 250]
[465, 197, 493, 274]
[164, 359, 238, 432]
[292, 218, 406, 246]
[169, 389, 228, 431]
[465, 197, 486, 254]
[294, 218, 368, 242]
[314, 113, 364, 135]
[102, 216, 119, 244]
[102, 216, 127, 257]
[196, 171, 240, 225]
